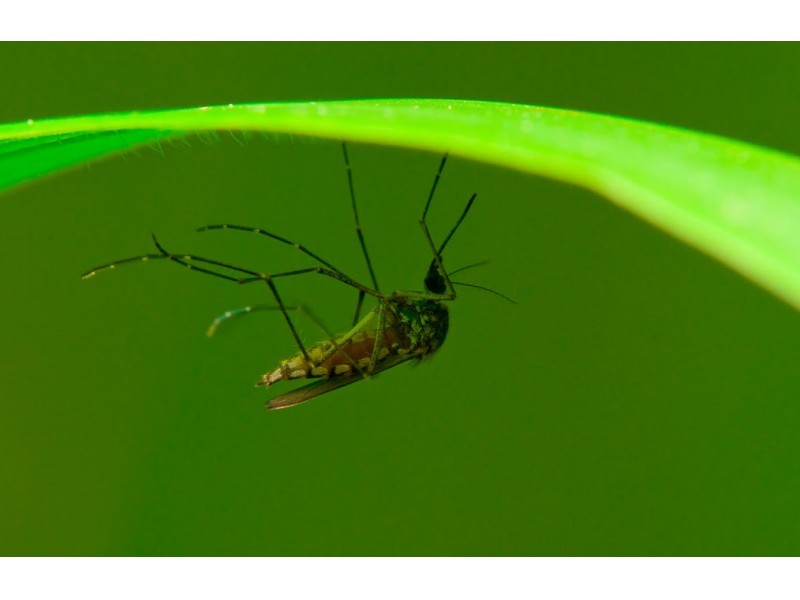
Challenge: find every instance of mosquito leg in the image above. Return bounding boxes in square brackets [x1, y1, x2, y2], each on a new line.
[143, 237, 310, 357]
[435, 192, 477, 259]
[238, 266, 383, 300]
[82, 253, 172, 279]
[83, 234, 310, 359]
[208, 301, 367, 378]
[351, 289, 366, 327]
[418, 194, 477, 302]
[295, 304, 366, 376]
[199, 146, 385, 319]
[83, 235, 390, 362]
[206, 304, 298, 337]
[366, 302, 387, 375]
[341, 142, 380, 293]
[421, 153, 448, 224]
[196, 225, 382, 321]
[196, 223, 352, 280]
[82, 240, 252, 284]
[417, 152, 457, 300]
[258, 276, 309, 360]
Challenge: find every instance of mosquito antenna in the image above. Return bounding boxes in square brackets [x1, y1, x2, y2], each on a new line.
[452, 280, 516, 304]
[449, 259, 490, 277]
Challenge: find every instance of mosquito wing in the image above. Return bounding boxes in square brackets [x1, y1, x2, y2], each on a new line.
[267, 371, 366, 410]
[266, 352, 420, 410]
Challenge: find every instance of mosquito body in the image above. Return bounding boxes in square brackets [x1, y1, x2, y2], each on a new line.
[259, 291, 450, 409]
[83, 144, 506, 409]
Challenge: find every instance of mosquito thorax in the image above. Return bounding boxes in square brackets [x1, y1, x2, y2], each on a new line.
[390, 296, 450, 355]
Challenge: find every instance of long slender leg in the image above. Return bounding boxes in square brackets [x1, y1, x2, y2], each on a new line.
[342, 145, 374, 326]
[418, 219, 456, 301]
[136, 236, 308, 356]
[351, 290, 366, 327]
[417, 153, 457, 300]
[82, 237, 253, 283]
[416, 151, 471, 302]
[206, 305, 287, 337]
[208, 304, 336, 347]
[237, 267, 381, 298]
[420, 153, 448, 224]
[418, 192, 478, 301]
[435, 192, 477, 258]
[209, 303, 367, 376]
[196, 223, 346, 276]
[83, 235, 383, 360]
[84, 235, 385, 299]
[197, 219, 378, 327]
[197, 145, 381, 327]
[342, 142, 380, 293]
[298, 303, 371, 376]
[367, 302, 387, 375]
[206, 304, 335, 338]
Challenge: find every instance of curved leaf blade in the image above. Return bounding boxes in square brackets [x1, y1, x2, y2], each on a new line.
[0, 129, 172, 190]
[1, 99, 799, 310]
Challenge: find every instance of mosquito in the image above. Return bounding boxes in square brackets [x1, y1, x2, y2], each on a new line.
[82, 144, 513, 409]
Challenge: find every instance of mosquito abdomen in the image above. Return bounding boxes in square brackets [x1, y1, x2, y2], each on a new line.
[259, 320, 414, 386]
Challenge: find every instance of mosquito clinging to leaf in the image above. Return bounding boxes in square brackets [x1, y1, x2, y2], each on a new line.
[83, 144, 513, 409]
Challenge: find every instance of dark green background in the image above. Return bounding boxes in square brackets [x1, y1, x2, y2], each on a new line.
[1, 43, 799, 556]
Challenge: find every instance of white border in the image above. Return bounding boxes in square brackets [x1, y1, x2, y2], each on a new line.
[2, 558, 800, 600]
[1, 1, 797, 41]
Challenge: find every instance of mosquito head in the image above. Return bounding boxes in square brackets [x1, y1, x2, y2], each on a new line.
[421, 191, 477, 296]
[424, 259, 447, 295]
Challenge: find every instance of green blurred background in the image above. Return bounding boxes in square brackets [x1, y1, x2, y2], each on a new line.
[1, 43, 799, 556]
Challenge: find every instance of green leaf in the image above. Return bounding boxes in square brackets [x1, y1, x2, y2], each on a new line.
[0, 130, 171, 190]
[2, 99, 799, 310]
